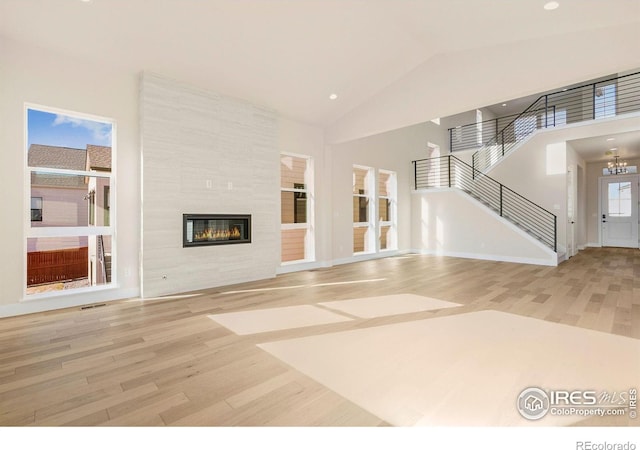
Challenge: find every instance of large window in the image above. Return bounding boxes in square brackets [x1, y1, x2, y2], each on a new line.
[26, 106, 115, 295]
[280, 153, 314, 263]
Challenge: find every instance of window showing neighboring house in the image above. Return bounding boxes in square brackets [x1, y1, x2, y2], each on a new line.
[26, 106, 114, 294]
[280, 153, 314, 263]
[378, 170, 397, 251]
[30, 197, 42, 222]
[353, 165, 374, 254]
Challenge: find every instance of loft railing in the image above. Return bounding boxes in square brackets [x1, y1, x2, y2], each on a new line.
[413, 155, 557, 252]
[448, 108, 554, 153]
[471, 71, 640, 173]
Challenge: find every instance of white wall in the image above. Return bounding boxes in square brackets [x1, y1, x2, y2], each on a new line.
[327, 23, 640, 145]
[411, 190, 556, 266]
[328, 120, 447, 262]
[0, 37, 140, 317]
[140, 73, 280, 298]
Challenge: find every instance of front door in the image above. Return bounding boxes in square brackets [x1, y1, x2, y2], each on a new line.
[600, 175, 639, 248]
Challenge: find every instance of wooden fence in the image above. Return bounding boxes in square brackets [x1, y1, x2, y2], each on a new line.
[27, 247, 88, 286]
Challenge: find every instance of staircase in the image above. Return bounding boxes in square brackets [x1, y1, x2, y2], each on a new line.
[413, 155, 557, 251]
[104, 253, 112, 283]
[469, 71, 640, 174]
[97, 235, 112, 284]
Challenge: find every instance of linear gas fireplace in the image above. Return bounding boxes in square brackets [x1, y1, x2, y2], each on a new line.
[183, 214, 251, 247]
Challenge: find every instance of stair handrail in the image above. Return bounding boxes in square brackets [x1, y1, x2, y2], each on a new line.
[413, 155, 557, 251]
[448, 106, 555, 153]
[471, 70, 640, 173]
[97, 234, 107, 284]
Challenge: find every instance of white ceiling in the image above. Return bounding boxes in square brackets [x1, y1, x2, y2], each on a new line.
[1, 0, 640, 129]
[569, 130, 640, 163]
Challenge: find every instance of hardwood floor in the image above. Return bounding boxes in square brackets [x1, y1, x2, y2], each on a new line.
[0, 247, 638, 426]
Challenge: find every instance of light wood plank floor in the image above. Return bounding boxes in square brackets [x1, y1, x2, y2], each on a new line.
[0, 247, 638, 426]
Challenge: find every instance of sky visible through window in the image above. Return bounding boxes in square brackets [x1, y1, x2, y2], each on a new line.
[27, 109, 112, 150]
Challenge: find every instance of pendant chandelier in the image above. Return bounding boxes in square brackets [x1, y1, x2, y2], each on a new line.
[607, 155, 628, 175]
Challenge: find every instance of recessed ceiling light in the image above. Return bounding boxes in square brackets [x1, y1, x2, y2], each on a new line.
[501, 103, 507, 107]
[80, 0, 92, 3]
[329, 93, 338, 100]
[544, 1, 559, 10]
[606, 137, 616, 141]
[562, 88, 568, 91]
[610, 147, 618, 151]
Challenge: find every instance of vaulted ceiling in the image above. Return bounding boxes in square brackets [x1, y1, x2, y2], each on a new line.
[1, 0, 639, 143]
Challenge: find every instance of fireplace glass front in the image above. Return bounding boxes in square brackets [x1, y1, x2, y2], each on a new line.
[183, 214, 251, 247]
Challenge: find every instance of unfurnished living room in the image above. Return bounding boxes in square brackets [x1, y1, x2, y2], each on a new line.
[1, 0, 639, 448]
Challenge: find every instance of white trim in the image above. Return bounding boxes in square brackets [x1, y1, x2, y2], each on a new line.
[410, 248, 557, 267]
[586, 242, 602, 248]
[27, 226, 112, 237]
[1, 287, 139, 319]
[28, 167, 113, 179]
[277, 260, 332, 274]
[281, 223, 308, 231]
[333, 249, 410, 267]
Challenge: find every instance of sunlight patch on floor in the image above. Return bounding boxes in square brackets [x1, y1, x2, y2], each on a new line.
[319, 294, 460, 318]
[259, 311, 640, 426]
[208, 305, 352, 335]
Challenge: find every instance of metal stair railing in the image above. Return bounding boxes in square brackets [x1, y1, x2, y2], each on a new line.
[448, 108, 554, 153]
[413, 155, 557, 251]
[97, 235, 107, 285]
[471, 71, 640, 173]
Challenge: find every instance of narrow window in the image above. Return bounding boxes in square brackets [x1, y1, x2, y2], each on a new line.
[378, 170, 397, 251]
[353, 165, 374, 254]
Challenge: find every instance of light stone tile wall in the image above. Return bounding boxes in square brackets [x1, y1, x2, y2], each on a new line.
[141, 73, 279, 298]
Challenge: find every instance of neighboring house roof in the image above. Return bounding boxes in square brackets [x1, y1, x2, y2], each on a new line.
[28, 144, 87, 188]
[86, 144, 112, 171]
[28, 144, 87, 171]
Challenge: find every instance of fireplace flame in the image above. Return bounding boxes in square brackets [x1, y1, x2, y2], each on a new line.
[195, 226, 242, 241]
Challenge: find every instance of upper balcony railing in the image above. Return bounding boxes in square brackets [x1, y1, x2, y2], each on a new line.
[448, 109, 552, 153]
[468, 71, 640, 173]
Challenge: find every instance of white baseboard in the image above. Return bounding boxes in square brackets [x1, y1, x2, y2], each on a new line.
[0, 287, 140, 318]
[332, 249, 410, 267]
[277, 260, 332, 274]
[410, 249, 557, 267]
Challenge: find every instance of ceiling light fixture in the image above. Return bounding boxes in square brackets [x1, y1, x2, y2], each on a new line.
[501, 103, 507, 107]
[329, 93, 338, 100]
[607, 155, 628, 175]
[544, 1, 560, 10]
[606, 137, 615, 141]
